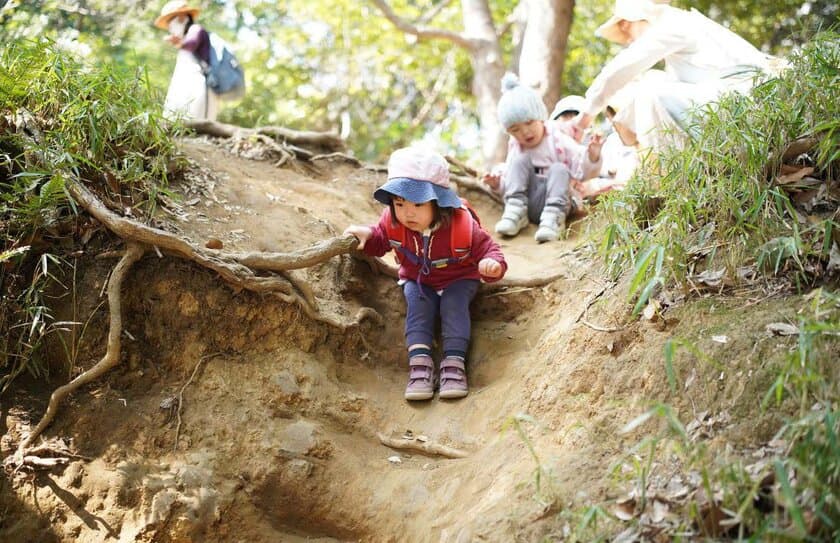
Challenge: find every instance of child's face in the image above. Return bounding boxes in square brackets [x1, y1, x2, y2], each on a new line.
[507, 120, 546, 149]
[393, 197, 435, 232]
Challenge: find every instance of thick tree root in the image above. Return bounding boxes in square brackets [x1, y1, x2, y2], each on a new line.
[67, 180, 382, 327]
[377, 432, 468, 459]
[184, 119, 346, 153]
[361, 255, 572, 290]
[17, 243, 145, 452]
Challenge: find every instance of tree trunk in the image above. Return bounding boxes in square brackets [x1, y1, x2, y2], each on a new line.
[461, 0, 507, 166]
[517, 0, 575, 112]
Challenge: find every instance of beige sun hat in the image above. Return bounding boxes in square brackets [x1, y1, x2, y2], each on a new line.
[595, 0, 669, 44]
[154, 1, 200, 30]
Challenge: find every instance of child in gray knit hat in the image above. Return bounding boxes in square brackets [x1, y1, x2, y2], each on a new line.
[485, 74, 603, 241]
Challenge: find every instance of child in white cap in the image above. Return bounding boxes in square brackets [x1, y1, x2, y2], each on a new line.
[344, 147, 507, 401]
[487, 74, 603, 242]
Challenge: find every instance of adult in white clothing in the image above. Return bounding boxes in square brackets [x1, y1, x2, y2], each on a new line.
[155, 1, 219, 121]
[575, 0, 775, 151]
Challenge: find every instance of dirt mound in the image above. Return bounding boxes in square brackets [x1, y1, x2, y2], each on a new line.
[0, 138, 792, 542]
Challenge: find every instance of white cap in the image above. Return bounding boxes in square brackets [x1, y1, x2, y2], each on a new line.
[595, 0, 668, 44]
[550, 95, 586, 119]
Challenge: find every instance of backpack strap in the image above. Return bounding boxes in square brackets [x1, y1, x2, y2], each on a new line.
[383, 200, 479, 269]
[430, 201, 476, 268]
[382, 207, 417, 266]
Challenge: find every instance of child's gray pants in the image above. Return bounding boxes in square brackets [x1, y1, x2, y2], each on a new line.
[502, 154, 572, 224]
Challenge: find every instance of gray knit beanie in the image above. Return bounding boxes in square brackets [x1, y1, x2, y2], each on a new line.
[497, 73, 548, 129]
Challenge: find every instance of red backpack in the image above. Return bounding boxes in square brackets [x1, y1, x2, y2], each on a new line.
[382, 198, 481, 268]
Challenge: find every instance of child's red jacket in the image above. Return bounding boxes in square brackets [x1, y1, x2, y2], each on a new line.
[362, 209, 507, 291]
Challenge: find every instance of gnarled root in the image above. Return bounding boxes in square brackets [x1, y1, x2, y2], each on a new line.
[183, 119, 346, 154]
[68, 180, 379, 328]
[17, 242, 145, 452]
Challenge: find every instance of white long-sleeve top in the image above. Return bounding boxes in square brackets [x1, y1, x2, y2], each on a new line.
[583, 6, 772, 117]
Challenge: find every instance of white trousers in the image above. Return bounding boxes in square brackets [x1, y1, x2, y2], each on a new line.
[612, 70, 752, 152]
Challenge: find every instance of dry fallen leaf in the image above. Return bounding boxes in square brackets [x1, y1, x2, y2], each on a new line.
[650, 499, 670, 523]
[776, 166, 814, 185]
[765, 322, 799, 336]
[642, 299, 660, 322]
[693, 268, 726, 287]
[613, 497, 637, 521]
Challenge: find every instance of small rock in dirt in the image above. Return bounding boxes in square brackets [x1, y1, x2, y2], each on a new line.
[387, 456, 402, 465]
[416, 435, 428, 443]
[280, 421, 317, 455]
[272, 371, 300, 396]
[205, 238, 223, 249]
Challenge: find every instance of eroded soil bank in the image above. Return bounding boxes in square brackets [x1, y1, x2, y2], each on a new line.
[1, 139, 811, 542]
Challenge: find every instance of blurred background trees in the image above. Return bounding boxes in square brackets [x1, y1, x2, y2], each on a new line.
[1, 0, 833, 165]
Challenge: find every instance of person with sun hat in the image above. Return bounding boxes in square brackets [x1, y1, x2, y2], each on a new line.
[154, 1, 219, 121]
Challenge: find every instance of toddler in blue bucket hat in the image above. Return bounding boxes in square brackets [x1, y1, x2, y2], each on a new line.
[345, 147, 507, 401]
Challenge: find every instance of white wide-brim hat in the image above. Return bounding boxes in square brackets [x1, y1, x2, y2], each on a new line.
[550, 95, 586, 120]
[154, 1, 200, 30]
[595, 0, 668, 44]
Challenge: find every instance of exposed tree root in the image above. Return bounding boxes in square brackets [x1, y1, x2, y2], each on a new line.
[73, 179, 387, 330]
[174, 353, 218, 452]
[450, 173, 503, 204]
[377, 432, 468, 459]
[230, 236, 359, 271]
[311, 152, 364, 167]
[361, 256, 571, 290]
[184, 119, 346, 153]
[18, 243, 145, 452]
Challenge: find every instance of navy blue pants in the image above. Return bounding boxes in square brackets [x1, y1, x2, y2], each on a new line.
[403, 279, 480, 357]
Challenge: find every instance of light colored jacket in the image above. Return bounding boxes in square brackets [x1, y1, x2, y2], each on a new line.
[583, 6, 772, 117]
[505, 120, 601, 181]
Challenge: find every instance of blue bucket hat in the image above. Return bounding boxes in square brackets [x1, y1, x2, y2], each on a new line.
[373, 147, 462, 209]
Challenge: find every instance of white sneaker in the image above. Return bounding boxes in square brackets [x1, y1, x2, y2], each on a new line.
[495, 200, 529, 237]
[534, 207, 566, 243]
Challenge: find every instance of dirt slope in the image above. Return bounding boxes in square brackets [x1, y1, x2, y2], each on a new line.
[0, 138, 793, 542]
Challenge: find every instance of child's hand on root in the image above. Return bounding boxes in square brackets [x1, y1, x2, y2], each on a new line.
[478, 258, 503, 278]
[344, 225, 372, 250]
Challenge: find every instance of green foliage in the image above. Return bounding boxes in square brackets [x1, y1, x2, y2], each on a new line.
[600, 32, 840, 309]
[502, 413, 560, 508]
[1, 0, 814, 164]
[674, 0, 838, 51]
[563, 0, 618, 97]
[0, 38, 177, 390]
[604, 288, 839, 540]
[762, 288, 840, 414]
